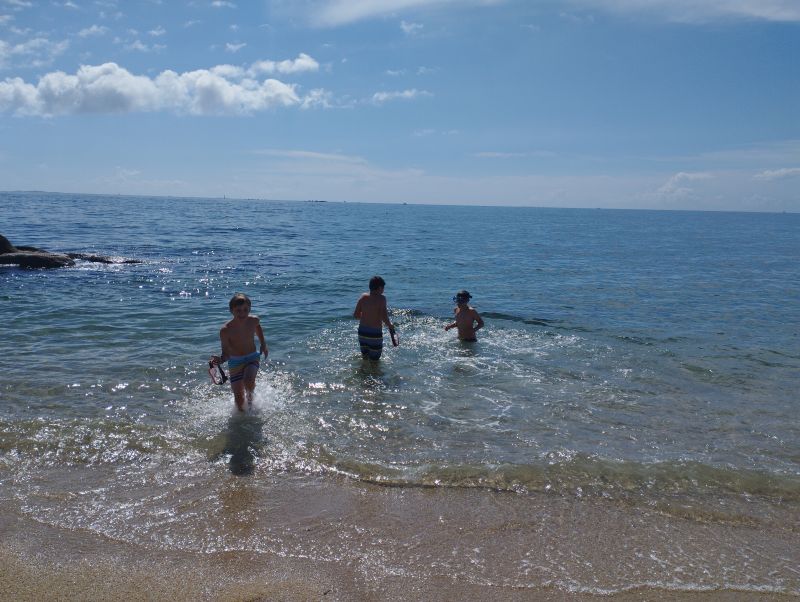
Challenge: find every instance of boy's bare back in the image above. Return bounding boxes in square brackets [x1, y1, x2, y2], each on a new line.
[354, 292, 389, 329]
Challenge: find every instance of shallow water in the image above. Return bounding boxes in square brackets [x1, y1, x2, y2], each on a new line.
[1, 192, 798, 595]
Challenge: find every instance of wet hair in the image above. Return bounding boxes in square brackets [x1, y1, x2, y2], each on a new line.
[455, 290, 472, 302]
[228, 292, 251, 311]
[369, 276, 386, 292]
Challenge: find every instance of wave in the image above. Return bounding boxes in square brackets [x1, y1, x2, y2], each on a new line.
[0, 417, 190, 468]
[480, 311, 556, 327]
[5, 416, 798, 504]
[299, 446, 800, 503]
[0, 418, 800, 503]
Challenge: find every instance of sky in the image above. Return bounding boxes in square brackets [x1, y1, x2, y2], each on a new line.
[0, 0, 798, 211]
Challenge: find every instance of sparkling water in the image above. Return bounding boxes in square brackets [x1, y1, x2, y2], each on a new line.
[1, 192, 798, 596]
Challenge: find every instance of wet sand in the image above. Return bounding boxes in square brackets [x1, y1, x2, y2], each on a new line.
[1, 474, 796, 601]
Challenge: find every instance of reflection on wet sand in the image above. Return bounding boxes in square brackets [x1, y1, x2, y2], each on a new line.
[208, 412, 265, 476]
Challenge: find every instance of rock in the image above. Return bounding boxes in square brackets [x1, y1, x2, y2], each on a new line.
[0, 234, 141, 269]
[0, 235, 16, 253]
[0, 252, 76, 269]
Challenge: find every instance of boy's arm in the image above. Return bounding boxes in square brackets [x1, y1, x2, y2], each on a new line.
[212, 327, 230, 365]
[381, 298, 394, 332]
[382, 298, 399, 346]
[353, 295, 363, 319]
[445, 307, 457, 331]
[473, 310, 484, 331]
[255, 318, 268, 358]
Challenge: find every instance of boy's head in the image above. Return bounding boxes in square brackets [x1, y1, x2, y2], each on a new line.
[369, 275, 386, 292]
[454, 290, 472, 305]
[229, 292, 252, 313]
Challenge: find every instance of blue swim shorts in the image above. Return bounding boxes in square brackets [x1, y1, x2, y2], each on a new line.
[227, 351, 260, 383]
[358, 325, 383, 360]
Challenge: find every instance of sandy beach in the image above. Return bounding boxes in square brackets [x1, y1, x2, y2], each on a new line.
[2, 473, 796, 601]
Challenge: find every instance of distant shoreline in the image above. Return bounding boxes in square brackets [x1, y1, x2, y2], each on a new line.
[1, 190, 795, 214]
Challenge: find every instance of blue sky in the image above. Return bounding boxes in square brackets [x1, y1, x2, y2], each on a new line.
[0, 0, 798, 210]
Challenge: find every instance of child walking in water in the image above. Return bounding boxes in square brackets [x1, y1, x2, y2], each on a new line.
[353, 275, 397, 360]
[210, 293, 268, 411]
[445, 290, 484, 342]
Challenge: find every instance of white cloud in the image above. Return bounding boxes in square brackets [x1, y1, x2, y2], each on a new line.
[78, 24, 109, 37]
[114, 166, 141, 180]
[254, 149, 368, 164]
[248, 53, 319, 75]
[371, 88, 431, 104]
[309, 0, 505, 27]
[211, 1, 236, 8]
[148, 26, 166, 37]
[294, 0, 800, 27]
[210, 64, 244, 78]
[225, 42, 246, 53]
[400, 19, 423, 34]
[673, 140, 800, 170]
[412, 128, 460, 136]
[474, 151, 526, 158]
[126, 40, 165, 53]
[0, 61, 303, 116]
[566, 0, 800, 23]
[0, 14, 14, 25]
[0, 36, 69, 69]
[300, 88, 334, 109]
[754, 167, 800, 180]
[99, 10, 125, 20]
[559, 10, 595, 23]
[655, 171, 713, 198]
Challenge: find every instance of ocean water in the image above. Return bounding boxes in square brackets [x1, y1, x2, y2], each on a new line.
[1, 191, 798, 597]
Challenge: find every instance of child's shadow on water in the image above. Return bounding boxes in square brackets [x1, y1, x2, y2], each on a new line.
[357, 357, 385, 380]
[208, 412, 265, 476]
[353, 357, 404, 391]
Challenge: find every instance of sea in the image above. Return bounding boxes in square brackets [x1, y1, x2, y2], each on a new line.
[1, 191, 798, 599]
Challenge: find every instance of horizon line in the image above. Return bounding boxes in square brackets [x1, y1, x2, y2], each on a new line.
[1, 189, 796, 215]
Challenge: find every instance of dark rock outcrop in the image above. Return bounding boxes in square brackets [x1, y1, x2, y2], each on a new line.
[0, 235, 16, 254]
[0, 234, 141, 269]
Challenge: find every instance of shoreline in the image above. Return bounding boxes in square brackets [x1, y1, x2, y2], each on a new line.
[2, 473, 796, 601]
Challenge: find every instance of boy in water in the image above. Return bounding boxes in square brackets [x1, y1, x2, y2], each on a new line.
[353, 275, 397, 360]
[210, 293, 268, 411]
[445, 290, 484, 342]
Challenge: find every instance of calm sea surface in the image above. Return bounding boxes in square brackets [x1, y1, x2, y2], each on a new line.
[1, 192, 798, 595]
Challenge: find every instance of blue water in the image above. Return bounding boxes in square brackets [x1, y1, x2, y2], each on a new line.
[1, 192, 799, 594]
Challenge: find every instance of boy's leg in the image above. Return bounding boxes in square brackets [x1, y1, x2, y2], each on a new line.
[243, 364, 259, 406]
[230, 380, 246, 412]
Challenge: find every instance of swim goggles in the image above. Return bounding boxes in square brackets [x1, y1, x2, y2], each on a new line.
[208, 360, 228, 385]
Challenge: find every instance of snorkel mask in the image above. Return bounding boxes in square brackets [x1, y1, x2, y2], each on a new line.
[208, 360, 228, 385]
[453, 290, 472, 304]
